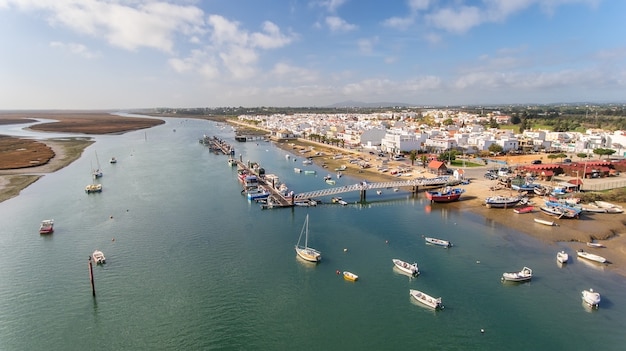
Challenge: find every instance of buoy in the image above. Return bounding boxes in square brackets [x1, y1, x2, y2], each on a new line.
[481, 329, 485, 334]
[476, 260, 480, 264]
[112, 238, 115, 242]
[385, 240, 389, 244]
[110, 215, 113, 219]
[336, 270, 341, 275]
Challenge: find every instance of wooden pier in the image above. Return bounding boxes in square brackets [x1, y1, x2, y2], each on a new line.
[233, 158, 294, 208]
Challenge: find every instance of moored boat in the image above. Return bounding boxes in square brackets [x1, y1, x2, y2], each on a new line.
[343, 271, 358, 281]
[501, 266, 533, 282]
[246, 187, 270, 200]
[513, 206, 534, 214]
[534, 218, 557, 226]
[409, 289, 443, 309]
[425, 187, 464, 203]
[581, 288, 601, 308]
[586, 242, 605, 248]
[295, 214, 321, 263]
[39, 219, 54, 234]
[577, 249, 607, 263]
[556, 251, 569, 264]
[392, 259, 419, 276]
[485, 195, 522, 208]
[92, 250, 106, 264]
[109, 157, 117, 164]
[539, 205, 580, 219]
[424, 237, 452, 248]
[85, 184, 103, 193]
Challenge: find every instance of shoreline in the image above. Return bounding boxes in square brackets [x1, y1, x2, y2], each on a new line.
[271, 137, 626, 277]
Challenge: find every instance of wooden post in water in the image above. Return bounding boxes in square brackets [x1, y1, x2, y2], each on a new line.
[88, 256, 96, 297]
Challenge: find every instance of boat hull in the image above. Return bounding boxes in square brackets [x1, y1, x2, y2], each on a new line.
[392, 259, 419, 276]
[424, 237, 452, 247]
[501, 267, 532, 282]
[295, 247, 321, 262]
[343, 271, 358, 281]
[425, 188, 464, 203]
[581, 289, 601, 308]
[577, 251, 606, 263]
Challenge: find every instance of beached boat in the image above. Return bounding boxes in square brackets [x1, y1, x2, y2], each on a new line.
[501, 266, 533, 282]
[556, 251, 569, 264]
[513, 206, 534, 214]
[581, 288, 601, 308]
[594, 201, 623, 210]
[92, 250, 106, 264]
[392, 259, 419, 276]
[409, 289, 443, 309]
[295, 215, 321, 263]
[586, 242, 605, 248]
[425, 187, 464, 203]
[424, 237, 452, 248]
[577, 250, 607, 263]
[484, 195, 522, 208]
[579, 203, 607, 213]
[343, 271, 358, 281]
[539, 204, 580, 219]
[39, 219, 54, 234]
[85, 184, 103, 193]
[534, 218, 557, 226]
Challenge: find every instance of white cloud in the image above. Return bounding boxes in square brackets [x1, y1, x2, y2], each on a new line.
[382, 16, 415, 30]
[49, 41, 99, 58]
[314, 0, 348, 13]
[270, 63, 319, 83]
[325, 16, 357, 32]
[408, 0, 431, 11]
[426, 6, 483, 34]
[357, 37, 378, 54]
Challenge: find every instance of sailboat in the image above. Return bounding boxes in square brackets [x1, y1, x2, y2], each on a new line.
[92, 151, 103, 178]
[295, 214, 321, 262]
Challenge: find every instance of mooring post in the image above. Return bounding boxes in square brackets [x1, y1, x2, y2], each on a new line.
[360, 189, 366, 202]
[88, 256, 96, 297]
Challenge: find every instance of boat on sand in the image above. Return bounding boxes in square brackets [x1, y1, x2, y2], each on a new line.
[409, 289, 443, 309]
[534, 218, 557, 226]
[577, 250, 607, 263]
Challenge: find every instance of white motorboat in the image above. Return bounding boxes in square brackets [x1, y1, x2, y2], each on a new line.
[586, 242, 605, 248]
[501, 266, 533, 282]
[424, 237, 452, 248]
[392, 259, 419, 276]
[556, 251, 569, 264]
[295, 215, 321, 263]
[409, 289, 443, 309]
[581, 288, 601, 308]
[92, 250, 106, 264]
[577, 250, 607, 263]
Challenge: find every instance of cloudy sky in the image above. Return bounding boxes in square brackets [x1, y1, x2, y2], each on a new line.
[0, 0, 624, 109]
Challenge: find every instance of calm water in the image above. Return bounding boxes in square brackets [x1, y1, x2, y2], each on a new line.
[1, 117, 625, 350]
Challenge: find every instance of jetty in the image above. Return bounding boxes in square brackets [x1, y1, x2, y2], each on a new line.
[200, 135, 235, 156]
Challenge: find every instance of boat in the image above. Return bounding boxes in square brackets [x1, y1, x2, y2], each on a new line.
[581, 288, 601, 308]
[579, 203, 607, 213]
[501, 266, 533, 282]
[539, 205, 580, 219]
[586, 242, 605, 248]
[92, 151, 103, 178]
[331, 197, 348, 206]
[556, 251, 569, 264]
[392, 259, 419, 276]
[484, 195, 522, 208]
[302, 159, 312, 165]
[424, 237, 452, 248]
[293, 167, 302, 173]
[109, 157, 117, 164]
[85, 184, 103, 193]
[246, 187, 270, 200]
[594, 201, 623, 211]
[409, 289, 443, 309]
[325, 179, 336, 185]
[92, 250, 106, 264]
[513, 206, 534, 214]
[294, 214, 321, 263]
[303, 170, 316, 175]
[343, 271, 358, 281]
[227, 158, 236, 167]
[576, 250, 607, 263]
[39, 219, 54, 234]
[425, 187, 464, 203]
[534, 218, 557, 226]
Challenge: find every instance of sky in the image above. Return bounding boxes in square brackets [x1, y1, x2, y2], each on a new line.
[0, 0, 625, 110]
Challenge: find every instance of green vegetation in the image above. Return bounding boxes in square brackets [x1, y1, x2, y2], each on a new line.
[450, 159, 483, 167]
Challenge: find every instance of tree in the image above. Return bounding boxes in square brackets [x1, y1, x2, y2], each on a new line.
[488, 143, 504, 155]
[442, 118, 454, 126]
[409, 150, 417, 165]
[576, 152, 588, 159]
[420, 155, 428, 168]
[593, 148, 616, 159]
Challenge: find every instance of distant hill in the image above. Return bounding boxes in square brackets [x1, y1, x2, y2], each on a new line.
[327, 100, 416, 108]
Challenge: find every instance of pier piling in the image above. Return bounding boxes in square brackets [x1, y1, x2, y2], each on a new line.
[88, 256, 96, 297]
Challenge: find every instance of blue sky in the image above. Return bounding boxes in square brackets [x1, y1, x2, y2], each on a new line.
[0, 0, 624, 109]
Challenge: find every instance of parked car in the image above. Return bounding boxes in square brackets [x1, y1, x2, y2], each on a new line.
[484, 173, 498, 180]
[531, 160, 542, 164]
[563, 158, 572, 163]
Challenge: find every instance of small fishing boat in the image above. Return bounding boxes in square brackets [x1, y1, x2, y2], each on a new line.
[534, 218, 557, 226]
[392, 259, 419, 276]
[343, 271, 358, 281]
[39, 219, 54, 234]
[92, 250, 106, 264]
[85, 184, 103, 193]
[577, 250, 607, 263]
[581, 288, 601, 308]
[409, 289, 443, 309]
[109, 156, 117, 164]
[586, 242, 605, 248]
[424, 237, 452, 248]
[425, 187, 464, 203]
[501, 266, 533, 282]
[513, 206, 534, 214]
[556, 251, 569, 264]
